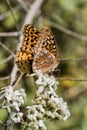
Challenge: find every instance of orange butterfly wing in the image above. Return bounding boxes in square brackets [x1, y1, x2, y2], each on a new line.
[16, 24, 39, 74]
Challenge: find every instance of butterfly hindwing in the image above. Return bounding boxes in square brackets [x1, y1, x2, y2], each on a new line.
[32, 47, 58, 73]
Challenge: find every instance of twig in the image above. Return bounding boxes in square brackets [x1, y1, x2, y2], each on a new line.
[0, 5, 21, 21]
[0, 120, 4, 125]
[0, 42, 15, 57]
[6, 0, 20, 33]
[64, 86, 87, 99]
[0, 75, 10, 80]
[47, 19, 87, 41]
[0, 42, 15, 56]
[10, 64, 18, 85]
[57, 77, 87, 81]
[16, 0, 29, 12]
[12, 73, 24, 90]
[0, 55, 14, 65]
[0, 31, 21, 37]
[18, 0, 44, 48]
[0, 120, 6, 128]
[23, 0, 43, 27]
[10, 0, 44, 85]
[58, 57, 87, 62]
[4, 117, 11, 130]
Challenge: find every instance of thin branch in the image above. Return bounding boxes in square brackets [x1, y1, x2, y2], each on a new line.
[6, 0, 19, 33]
[10, 0, 44, 85]
[10, 64, 18, 85]
[57, 77, 87, 81]
[12, 73, 24, 90]
[47, 19, 87, 41]
[0, 120, 5, 128]
[0, 55, 14, 65]
[0, 75, 10, 80]
[19, 0, 44, 48]
[23, 0, 43, 26]
[0, 31, 21, 37]
[58, 57, 87, 62]
[64, 86, 87, 99]
[16, 0, 29, 12]
[0, 5, 21, 21]
[0, 42, 15, 57]
[0, 120, 4, 125]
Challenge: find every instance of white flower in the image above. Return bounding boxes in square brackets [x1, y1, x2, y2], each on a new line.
[33, 71, 71, 122]
[35, 70, 59, 91]
[63, 110, 71, 121]
[27, 105, 45, 121]
[12, 88, 26, 105]
[12, 102, 20, 112]
[0, 86, 26, 114]
[0, 71, 71, 129]
[39, 120, 46, 130]
[37, 86, 44, 93]
[26, 104, 46, 130]
[49, 95, 71, 120]
[10, 112, 23, 123]
[0, 86, 13, 101]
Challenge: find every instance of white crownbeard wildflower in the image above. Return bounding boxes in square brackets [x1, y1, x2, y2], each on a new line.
[26, 70, 71, 129]
[10, 112, 23, 123]
[0, 70, 70, 129]
[0, 86, 13, 102]
[0, 85, 26, 123]
[26, 105, 46, 130]
[38, 120, 46, 130]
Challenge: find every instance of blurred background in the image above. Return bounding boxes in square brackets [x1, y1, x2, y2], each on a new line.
[0, 0, 87, 130]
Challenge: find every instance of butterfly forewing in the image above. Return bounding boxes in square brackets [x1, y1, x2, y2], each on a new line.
[39, 27, 58, 58]
[16, 47, 33, 74]
[16, 24, 40, 74]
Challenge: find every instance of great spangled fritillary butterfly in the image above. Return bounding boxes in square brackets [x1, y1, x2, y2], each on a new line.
[16, 24, 59, 74]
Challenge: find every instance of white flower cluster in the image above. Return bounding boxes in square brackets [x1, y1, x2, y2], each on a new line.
[0, 86, 26, 123]
[26, 105, 46, 130]
[26, 70, 71, 130]
[0, 70, 70, 129]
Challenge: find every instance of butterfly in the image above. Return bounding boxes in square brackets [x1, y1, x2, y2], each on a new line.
[16, 24, 59, 74]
